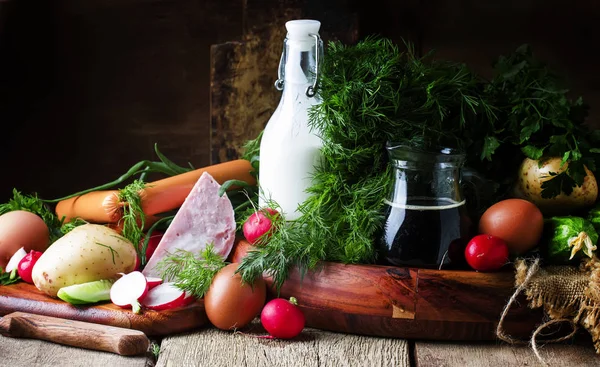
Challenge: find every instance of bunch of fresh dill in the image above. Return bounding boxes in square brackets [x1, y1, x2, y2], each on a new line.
[238, 37, 496, 291]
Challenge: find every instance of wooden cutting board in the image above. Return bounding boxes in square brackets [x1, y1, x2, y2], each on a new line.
[0, 282, 207, 337]
[264, 262, 543, 341]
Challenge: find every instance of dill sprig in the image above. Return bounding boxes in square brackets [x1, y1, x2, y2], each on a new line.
[155, 244, 226, 298]
[238, 37, 495, 292]
[118, 180, 146, 253]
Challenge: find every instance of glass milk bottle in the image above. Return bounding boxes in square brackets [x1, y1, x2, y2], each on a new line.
[258, 19, 324, 220]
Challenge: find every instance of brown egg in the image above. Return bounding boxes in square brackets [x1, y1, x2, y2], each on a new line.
[227, 239, 256, 264]
[204, 263, 266, 330]
[478, 199, 543, 255]
[0, 210, 50, 270]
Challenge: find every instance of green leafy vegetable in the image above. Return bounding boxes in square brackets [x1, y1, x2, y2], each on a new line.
[59, 218, 88, 235]
[238, 37, 496, 291]
[478, 44, 600, 198]
[0, 267, 21, 285]
[237, 39, 600, 291]
[241, 130, 262, 179]
[118, 180, 146, 252]
[588, 205, 600, 233]
[155, 244, 226, 298]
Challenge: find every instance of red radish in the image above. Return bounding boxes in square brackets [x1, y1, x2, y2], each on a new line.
[464, 234, 509, 272]
[16, 250, 43, 284]
[110, 271, 149, 314]
[146, 277, 163, 290]
[5, 247, 27, 273]
[135, 231, 164, 270]
[141, 282, 187, 311]
[260, 297, 305, 339]
[243, 208, 279, 245]
[181, 291, 196, 307]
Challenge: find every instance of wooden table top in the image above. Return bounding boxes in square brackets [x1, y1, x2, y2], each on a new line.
[2, 324, 599, 367]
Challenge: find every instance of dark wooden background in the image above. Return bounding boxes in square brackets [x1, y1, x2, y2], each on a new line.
[0, 0, 598, 202]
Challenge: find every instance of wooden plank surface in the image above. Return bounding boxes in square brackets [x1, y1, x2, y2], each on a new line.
[0, 282, 207, 337]
[415, 341, 600, 367]
[157, 324, 410, 367]
[3, 325, 598, 367]
[0, 334, 152, 367]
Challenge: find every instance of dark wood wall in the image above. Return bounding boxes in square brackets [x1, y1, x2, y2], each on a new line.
[1, 0, 598, 202]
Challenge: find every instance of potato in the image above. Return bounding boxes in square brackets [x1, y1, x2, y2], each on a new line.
[513, 157, 598, 215]
[32, 224, 137, 297]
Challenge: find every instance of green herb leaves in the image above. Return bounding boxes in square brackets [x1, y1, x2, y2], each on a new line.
[118, 180, 146, 252]
[238, 37, 499, 290]
[155, 244, 226, 298]
[0, 267, 20, 286]
[480, 44, 599, 196]
[238, 39, 600, 291]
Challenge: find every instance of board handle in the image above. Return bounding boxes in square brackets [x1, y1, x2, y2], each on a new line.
[0, 312, 150, 356]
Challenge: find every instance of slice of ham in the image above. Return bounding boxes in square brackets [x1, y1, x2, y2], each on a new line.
[142, 172, 236, 278]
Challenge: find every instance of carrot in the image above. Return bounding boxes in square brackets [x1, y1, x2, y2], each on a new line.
[55, 159, 256, 224]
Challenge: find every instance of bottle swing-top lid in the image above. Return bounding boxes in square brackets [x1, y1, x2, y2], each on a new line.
[279, 19, 321, 94]
[285, 19, 321, 41]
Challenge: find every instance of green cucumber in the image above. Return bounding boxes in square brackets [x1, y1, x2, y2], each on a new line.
[588, 206, 600, 233]
[57, 279, 114, 305]
[541, 216, 599, 265]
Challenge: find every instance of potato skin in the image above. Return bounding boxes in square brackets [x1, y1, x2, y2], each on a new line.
[32, 224, 137, 297]
[514, 157, 598, 215]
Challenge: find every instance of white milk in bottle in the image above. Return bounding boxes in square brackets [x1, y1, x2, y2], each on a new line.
[258, 19, 324, 220]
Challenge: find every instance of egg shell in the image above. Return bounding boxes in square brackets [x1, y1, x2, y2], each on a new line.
[227, 239, 256, 263]
[204, 263, 266, 330]
[0, 210, 49, 270]
[478, 198, 544, 255]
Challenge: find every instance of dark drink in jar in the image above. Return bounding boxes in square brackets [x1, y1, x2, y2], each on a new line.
[378, 196, 472, 268]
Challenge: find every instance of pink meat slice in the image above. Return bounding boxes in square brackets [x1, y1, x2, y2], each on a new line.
[142, 171, 236, 279]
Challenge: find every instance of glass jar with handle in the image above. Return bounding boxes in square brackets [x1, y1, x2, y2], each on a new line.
[378, 143, 475, 269]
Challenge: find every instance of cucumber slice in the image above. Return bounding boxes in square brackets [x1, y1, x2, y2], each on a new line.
[57, 279, 114, 305]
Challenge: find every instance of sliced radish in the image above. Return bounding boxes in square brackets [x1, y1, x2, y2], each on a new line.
[5, 247, 27, 273]
[181, 291, 196, 307]
[110, 271, 148, 314]
[141, 282, 187, 311]
[146, 277, 163, 290]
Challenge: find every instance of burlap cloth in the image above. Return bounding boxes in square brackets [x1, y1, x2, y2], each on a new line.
[498, 257, 600, 362]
